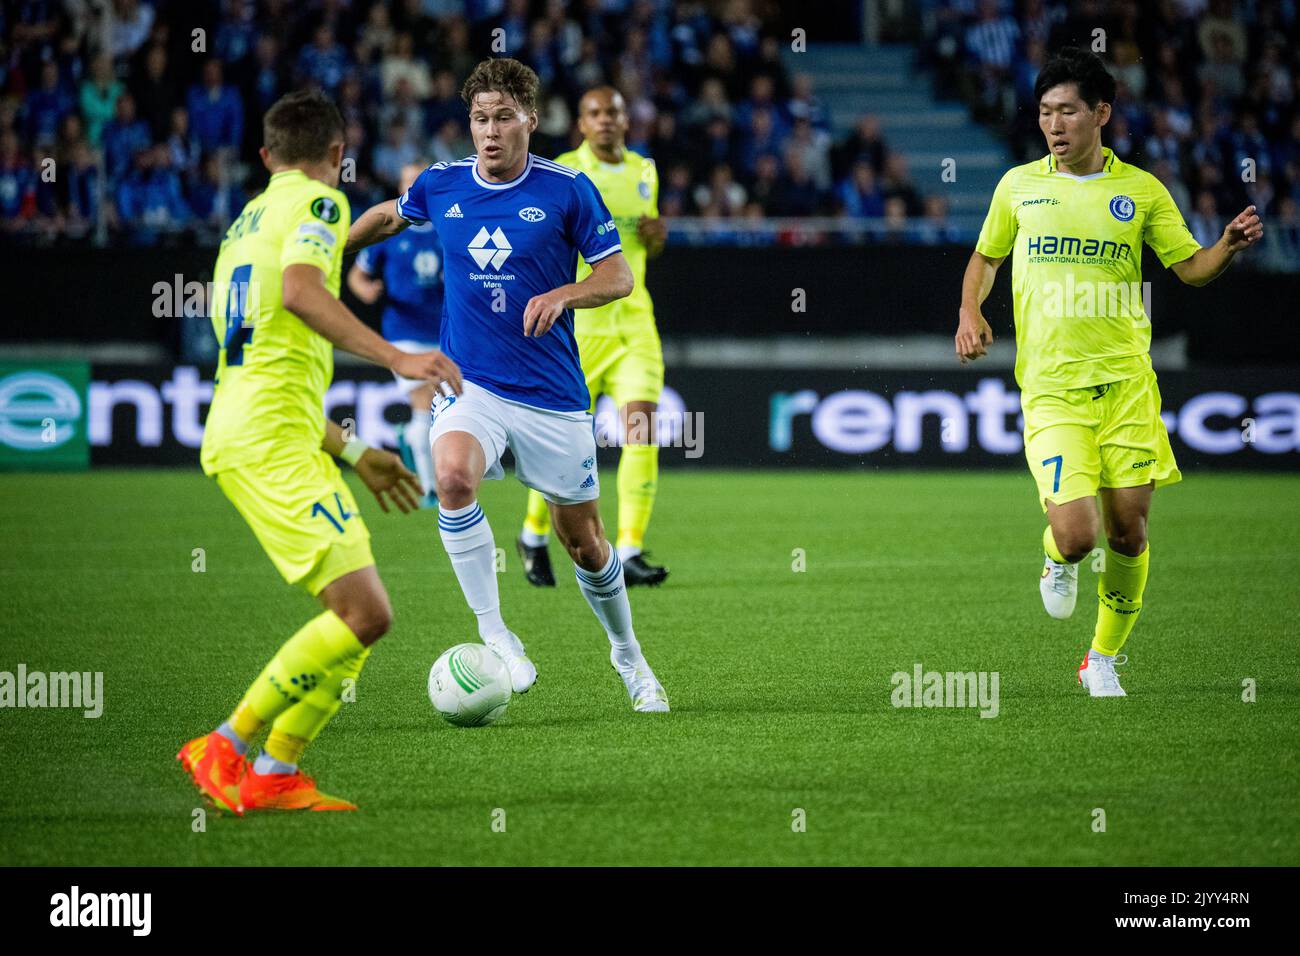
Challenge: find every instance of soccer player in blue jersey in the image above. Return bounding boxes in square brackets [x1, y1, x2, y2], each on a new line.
[348, 162, 446, 504]
[346, 58, 669, 713]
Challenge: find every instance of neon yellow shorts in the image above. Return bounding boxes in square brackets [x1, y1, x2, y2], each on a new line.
[214, 449, 374, 595]
[1022, 369, 1181, 512]
[577, 323, 664, 410]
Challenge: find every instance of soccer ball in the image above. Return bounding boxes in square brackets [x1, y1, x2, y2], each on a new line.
[428, 643, 512, 727]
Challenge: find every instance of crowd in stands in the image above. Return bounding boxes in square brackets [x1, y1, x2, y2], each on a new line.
[1, 0, 936, 245]
[924, 0, 1300, 269]
[1, 1, 1296, 266]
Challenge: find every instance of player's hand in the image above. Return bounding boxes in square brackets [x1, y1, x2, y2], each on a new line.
[391, 350, 463, 395]
[354, 448, 423, 514]
[955, 306, 993, 364]
[522, 289, 568, 337]
[636, 215, 667, 248]
[1220, 205, 1263, 252]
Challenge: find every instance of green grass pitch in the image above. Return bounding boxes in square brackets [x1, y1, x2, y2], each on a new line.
[1, 468, 1297, 866]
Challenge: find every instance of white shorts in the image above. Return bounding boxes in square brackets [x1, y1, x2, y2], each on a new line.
[429, 380, 600, 505]
[391, 339, 440, 398]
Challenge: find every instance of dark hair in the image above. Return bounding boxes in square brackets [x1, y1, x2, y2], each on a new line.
[1033, 47, 1117, 108]
[461, 58, 540, 114]
[263, 89, 345, 163]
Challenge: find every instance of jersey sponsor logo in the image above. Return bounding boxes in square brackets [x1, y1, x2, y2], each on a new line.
[1131, 458, 1155, 469]
[444, 203, 464, 218]
[468, 226, 512, 271]
[1020, 197, 1060, 206]
[518, 206, 546, 222]
[1109, 194, 1136, 222]
[1026, 235, 1131, 261]
[595, 219, 616, 235]
[310, 196, 340, 224]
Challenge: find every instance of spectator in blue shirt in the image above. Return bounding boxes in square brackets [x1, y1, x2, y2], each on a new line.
[297, 23, 350, 95]
[114, 145, 192, 244]
[186, 59, 244, 155]
[25, 60, 73, 150]
[101, 92, 152, 184]
[838, 160, 885, 218]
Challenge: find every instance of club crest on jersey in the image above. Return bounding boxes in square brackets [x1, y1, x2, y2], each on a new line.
[518, 206, 546, 222]
[310, 196, 340, 224]
[638, 181, 652, 199]
[1109, 194, 1136, 222]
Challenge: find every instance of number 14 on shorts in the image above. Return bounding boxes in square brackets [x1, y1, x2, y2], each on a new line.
[312, 493, 353, 534]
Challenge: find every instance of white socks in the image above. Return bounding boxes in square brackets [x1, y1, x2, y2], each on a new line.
[617, 543, 641, 562]
[520, 528, 548, 548]
[405, 410, 435, 497]
[438, 501, 509, 642]
[574, 544, 638, 655]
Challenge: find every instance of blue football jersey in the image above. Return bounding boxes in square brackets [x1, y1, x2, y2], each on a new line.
[355, 220, 444, 344]
[395, 153, 622, 411]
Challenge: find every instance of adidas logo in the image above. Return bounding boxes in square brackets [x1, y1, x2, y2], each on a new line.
[579, 474, 595, 489]
[444, 203, 464, 218]
[468, 226, 512, 270]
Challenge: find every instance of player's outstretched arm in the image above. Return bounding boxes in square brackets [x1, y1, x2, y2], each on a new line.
[322, 419, 423, 513]
[1171, 205, 1263, 287]
[522, 252, 635, 337]
[956, 250, 1002, 364]
[346, 199, 410, 255]
[283, 263, 463, 393]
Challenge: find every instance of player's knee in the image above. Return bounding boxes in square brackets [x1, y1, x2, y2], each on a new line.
[1106, 528, 1148, 557]
[434, 466, 476, 507]
[337, 594, 392, 645]
[563, 533, 607, 571]
[1056, 530, 1096, 563]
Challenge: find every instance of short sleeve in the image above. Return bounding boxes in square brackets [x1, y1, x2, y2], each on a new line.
[395, 164, 434, 223]
[975, 169, 1018, 259]
[281, 192, 348, 273]
[1143, 179, 1202, 268]
[568, 171, 622, 264]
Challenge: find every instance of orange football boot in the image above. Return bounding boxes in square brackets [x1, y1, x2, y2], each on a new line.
[177, 731, 246, 815]
[239, 765, 358, 811]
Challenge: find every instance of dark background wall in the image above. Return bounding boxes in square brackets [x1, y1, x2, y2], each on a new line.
[3, 245, 1297, 366]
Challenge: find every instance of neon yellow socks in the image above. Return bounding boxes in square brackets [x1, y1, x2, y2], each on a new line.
[228, 610, 365, 742]
[523, 489, 551, 538]
[1092, 545, 1149, 657]
[264, 647, 371, 765]
[615, 443, 658, 554]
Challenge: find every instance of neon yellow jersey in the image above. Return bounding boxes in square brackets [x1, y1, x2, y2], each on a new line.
[975, 148, 1202, 393]
[555, 141, 658, 336]
[200, 169, 351, 474]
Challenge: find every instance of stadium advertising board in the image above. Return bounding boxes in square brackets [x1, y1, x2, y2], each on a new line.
[0, 361, 91, 471]
[75, 364, 1299, 471]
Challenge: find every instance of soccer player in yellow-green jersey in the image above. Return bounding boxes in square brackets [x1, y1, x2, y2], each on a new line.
[516, 86, 670, 588]
[179, 90, 462, 813]
[956, 48, 1262, 698]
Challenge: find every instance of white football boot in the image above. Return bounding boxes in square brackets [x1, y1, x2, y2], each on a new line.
[1078, 650, 1127, 697]
[1040, 556, 1078, 619]
[610, 645, 669, 713]
[483, 630, 537, 694]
